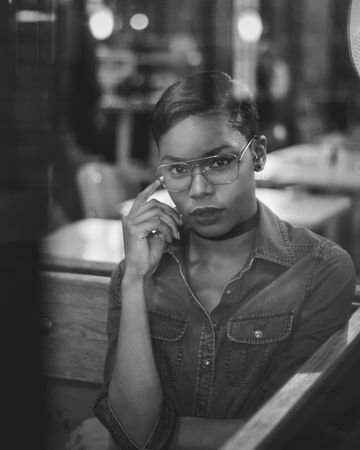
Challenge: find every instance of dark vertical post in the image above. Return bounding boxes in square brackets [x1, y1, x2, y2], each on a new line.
[0, 1, 53, 448]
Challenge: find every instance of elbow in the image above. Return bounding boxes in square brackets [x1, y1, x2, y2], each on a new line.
[93, 395, 149, 449]
[94, 390, 175, 450]
[107, 381, 164, 446]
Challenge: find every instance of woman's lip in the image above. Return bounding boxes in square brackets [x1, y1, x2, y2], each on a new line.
[190, 206, 224, 215]
[189, 207, 224, 225]
[190, 206, 224, 216]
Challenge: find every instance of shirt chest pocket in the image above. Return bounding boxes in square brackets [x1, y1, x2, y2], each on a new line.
[148, 311, 188, 383]
[225, 311, 295, 387]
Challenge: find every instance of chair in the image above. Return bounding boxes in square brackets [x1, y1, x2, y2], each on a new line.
[76, 161, 142, 219]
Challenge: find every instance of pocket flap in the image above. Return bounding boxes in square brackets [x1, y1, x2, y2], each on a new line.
[227, 311, 295, 344]
[148, 311, 187, 342]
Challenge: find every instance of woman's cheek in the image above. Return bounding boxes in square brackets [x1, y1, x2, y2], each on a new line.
[169, 194, 186, 216]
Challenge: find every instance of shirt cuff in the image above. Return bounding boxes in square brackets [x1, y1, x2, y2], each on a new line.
[94, 395, 177, 450]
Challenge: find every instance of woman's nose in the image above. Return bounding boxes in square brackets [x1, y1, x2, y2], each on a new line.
[188, 167, 214, 199]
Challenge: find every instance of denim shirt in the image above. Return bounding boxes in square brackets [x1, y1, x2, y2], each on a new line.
[94, 201, 356, 450]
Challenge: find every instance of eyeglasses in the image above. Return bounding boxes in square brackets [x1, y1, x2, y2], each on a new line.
[156, 137, 254, 193]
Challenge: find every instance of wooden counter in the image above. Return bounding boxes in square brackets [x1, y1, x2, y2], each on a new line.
[41, 270, 110, 450]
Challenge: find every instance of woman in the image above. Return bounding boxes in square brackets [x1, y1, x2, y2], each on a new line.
[67, 71, 356, 450]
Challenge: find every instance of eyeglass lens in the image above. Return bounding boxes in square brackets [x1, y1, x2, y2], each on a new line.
[157, 137, 254, 192]
[159, 154, 239, 192]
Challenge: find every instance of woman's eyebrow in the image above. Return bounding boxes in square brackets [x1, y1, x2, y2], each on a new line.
[160, 145, 237, 163]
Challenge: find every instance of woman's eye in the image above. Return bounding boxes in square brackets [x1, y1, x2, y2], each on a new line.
[169, 164, 189, 175]
[210, 156, 234, 168]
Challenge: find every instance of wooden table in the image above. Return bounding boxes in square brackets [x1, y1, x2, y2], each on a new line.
[255, 143, 360, 193]
[41, 219, 124, 276]
[255, 143, 360, 270]
[41, 187, 351, 276]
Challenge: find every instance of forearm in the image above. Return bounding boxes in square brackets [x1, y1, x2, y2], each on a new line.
[169, 417, 245, 450]
[108, 272, 163, 446]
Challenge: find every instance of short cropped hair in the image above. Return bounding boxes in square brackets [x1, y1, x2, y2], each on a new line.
[150, 71, 259, 146]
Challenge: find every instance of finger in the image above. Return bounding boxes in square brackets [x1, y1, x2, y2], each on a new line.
[135, 179, 162, 204]
[126, 197, 182, 228]
[158, 214, 180, 240]
[149, 220, 173, 243]
[124, 199, 161, 220]
[149, 200, 183, 225]
[172, 205, 183, 222]
[150, 231, 170, 250]
[128, 180, 162, 216]
[130, 218, 173, 242]
[127, 205, 181, 230]
[126, 210, 179, 241]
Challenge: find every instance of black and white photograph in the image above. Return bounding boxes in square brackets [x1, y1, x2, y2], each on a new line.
[2, 1, 360, 449]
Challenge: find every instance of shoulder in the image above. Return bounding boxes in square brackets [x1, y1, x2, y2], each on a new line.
[256, 202, 355, 284]
[281, 218, 352, 265]
[271, 210, 356, 294]
[310, 241, 356, 291]
[296, 237, 356, 321]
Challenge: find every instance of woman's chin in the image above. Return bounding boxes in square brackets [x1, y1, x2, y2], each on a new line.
[189, 221, 232, 240]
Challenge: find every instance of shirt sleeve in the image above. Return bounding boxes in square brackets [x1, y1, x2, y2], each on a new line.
[261, 243, 356, 403]
[93, 261, 177, 450]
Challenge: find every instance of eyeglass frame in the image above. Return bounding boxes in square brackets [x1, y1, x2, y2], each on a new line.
[156, 136, 255, 193]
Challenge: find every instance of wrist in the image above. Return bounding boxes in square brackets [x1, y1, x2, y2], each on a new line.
[122, 267, 146, 287]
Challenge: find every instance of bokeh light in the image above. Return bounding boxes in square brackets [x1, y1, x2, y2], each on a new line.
[89, 7, 115, 40]
[273, 123, 288, 142]
[237, 10, 263, 42]
[130, 13, 149, 31]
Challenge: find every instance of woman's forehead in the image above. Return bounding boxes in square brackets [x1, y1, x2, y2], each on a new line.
[158, 115, 246, 161]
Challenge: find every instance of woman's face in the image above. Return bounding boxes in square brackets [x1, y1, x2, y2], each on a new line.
[158, 114, 260, 238]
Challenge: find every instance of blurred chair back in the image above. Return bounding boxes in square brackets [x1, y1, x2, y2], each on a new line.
[76, 161, 141, 219]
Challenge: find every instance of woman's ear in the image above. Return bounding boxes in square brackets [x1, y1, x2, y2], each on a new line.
[252, 135, 267, 172]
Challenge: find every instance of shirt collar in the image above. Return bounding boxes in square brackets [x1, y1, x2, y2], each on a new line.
[252, 200, 295, 267]
[166, 200, 295, 268]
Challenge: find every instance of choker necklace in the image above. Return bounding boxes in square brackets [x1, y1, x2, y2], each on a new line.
[193, 208, 259, 241]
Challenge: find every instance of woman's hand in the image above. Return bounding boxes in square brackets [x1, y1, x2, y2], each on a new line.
[66, 417, 117, 450]
[122, 179, 182, 277]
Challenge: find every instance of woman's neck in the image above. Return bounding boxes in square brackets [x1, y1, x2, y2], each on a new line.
[188, 210, 259, 264]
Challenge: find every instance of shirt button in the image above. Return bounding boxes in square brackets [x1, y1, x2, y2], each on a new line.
[254, 329, 263, 339]
[202, 359, 211, 369]
[225, 288, 233, 296]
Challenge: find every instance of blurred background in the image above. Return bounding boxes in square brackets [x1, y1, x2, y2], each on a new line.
[4, 0, 360, 227]
[2, 1, 360, 448]
[5, 0, 359, 226]
[6, 0, 357, 268]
